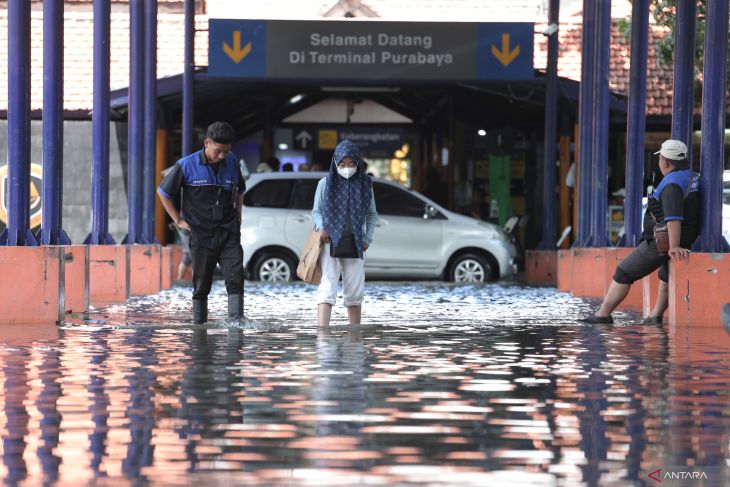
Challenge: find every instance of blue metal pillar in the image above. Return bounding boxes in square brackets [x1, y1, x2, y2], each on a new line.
[538, 0, 560, 250]
[575, 0, 596, 246]
[141, 0, 158, 243]
[40, 0, 71, 245]
[590, 0, 611, 247]
[182, 0, 195, 156]
[124, 0, 145, 244]
[0, 0, 36, 246]
[671, 0, 696, 167]
[698, 0, 729, 252]
[619, 0, 649, 248]
[85, 0, 115, 245]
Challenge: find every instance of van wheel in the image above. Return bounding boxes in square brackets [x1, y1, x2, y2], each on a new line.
[253, 253, 294, 282]
[449, 253, 494, 283]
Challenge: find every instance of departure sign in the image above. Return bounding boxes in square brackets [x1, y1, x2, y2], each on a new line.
[209, 20, 533, 81]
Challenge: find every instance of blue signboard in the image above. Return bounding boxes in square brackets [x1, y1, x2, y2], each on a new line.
[208, 19, 267, 78]
[476, 23, 534, 80]
[208, 20, 534, 81]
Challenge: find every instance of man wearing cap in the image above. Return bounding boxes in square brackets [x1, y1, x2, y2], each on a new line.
[581, 139, 700, 324]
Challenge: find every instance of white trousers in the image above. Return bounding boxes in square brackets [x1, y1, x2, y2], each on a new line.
[316, 243, 365, 307]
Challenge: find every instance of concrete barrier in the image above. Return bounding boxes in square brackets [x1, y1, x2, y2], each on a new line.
[669, 253, 730, 327]
[570, 248, 607, 298]
[63, 245, 89, 314]
[0, 247, 64, 324]
[130, 244, 162, 296]
[161, 246, 173, 290]
[89, 245, 130, 306]
[557, 249, 572, 292]
[525, 250, 558, 286]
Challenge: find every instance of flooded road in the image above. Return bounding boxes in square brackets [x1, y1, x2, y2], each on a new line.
[1, 281, 729, 486]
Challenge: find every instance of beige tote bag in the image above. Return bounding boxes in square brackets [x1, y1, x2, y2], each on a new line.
[296, 230, 323, 284]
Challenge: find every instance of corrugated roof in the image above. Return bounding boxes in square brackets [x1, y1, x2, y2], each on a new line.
[0, 2, 677, 115]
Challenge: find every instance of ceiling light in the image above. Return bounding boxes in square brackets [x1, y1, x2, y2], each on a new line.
[278, 143, 288, 150]
[288, 94, 304, 104]
[477, 129, 487, 137]
[321, 86, 400, 93]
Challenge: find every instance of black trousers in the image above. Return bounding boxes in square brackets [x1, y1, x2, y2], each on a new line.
[190, 228, 244, 300]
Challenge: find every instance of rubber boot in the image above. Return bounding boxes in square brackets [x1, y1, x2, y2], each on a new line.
[193, 299, 207, 324]
[228, 294, 243, 320]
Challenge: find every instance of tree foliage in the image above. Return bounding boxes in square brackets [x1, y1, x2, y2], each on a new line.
[618, 0, 730, 104]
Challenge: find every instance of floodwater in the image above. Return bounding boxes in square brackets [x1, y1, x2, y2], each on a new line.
[1, 281, 729, 486]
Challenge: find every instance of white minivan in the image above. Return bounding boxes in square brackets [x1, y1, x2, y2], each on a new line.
[241, 172, 517, 283]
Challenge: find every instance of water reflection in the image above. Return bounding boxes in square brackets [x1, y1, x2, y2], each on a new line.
[0, 283, 729, 485]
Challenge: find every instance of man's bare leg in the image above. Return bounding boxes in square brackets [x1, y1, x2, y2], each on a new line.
[177, 262, 188, 281]
[649, 280, 668, 318]
[596, 280, 631, 317]
[318, 303, 333, 327]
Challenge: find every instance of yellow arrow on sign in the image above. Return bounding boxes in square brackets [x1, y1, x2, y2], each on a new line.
[223, 31, 252, 64]
[491, 33, 520, 66]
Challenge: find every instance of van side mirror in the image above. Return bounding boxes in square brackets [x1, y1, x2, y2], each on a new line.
[424, 205, 439, 219]
[504, 216, 519, 234]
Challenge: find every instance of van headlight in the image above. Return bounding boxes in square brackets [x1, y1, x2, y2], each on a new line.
[478, 222, 510, 241]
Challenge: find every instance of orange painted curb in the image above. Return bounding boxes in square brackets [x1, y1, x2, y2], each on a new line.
[161, 246, 173, 290]
[557, 250, 572, 292]
[570, 248, 607, 298]
[63, 245, 89, 314]
[605, 248, 643, 311]
[525, 250, 558, 286]
[89, 245, 130, 306]
[0, 247, 63, 325]
[130, 244, 162, 296]
[669, 253, 730, 327]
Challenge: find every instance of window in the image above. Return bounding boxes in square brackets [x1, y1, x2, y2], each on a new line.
[244, 180, 293, 208]
[290, 179, 320, 209]
[373, 182, 427, 217]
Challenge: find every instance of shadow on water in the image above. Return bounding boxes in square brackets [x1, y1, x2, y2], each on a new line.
[0, 281, 729, 485]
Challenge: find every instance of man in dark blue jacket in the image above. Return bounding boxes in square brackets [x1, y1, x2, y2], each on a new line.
[158, 122, 246, 323]
[581, 140, 700, 324]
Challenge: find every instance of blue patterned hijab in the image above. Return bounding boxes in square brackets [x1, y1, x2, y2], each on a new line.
[322, 140, 373, 259]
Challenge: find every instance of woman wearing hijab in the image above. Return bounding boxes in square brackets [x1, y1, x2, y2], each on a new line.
[311, 140, 378, 327]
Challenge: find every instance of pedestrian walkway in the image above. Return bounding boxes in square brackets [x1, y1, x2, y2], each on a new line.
[1, 282, 729, 486]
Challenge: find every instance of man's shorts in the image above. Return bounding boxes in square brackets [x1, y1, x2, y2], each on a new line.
[614, 239, 670, 284]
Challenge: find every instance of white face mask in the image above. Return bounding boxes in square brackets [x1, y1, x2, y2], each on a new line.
[337, 166, 357, 179]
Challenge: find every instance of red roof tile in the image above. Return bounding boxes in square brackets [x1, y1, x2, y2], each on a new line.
[534, 20, 675, 116]
[0, 9, 208, 112]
